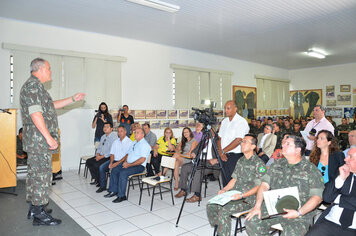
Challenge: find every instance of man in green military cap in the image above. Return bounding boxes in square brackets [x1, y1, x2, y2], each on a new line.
[206, 134, 266, 236]
[20, 58, 85, 226]
[245, 135, 324, 235]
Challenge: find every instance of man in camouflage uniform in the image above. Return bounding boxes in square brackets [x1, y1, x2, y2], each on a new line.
[207, 134, 266, 236]
[272, 122, 283, 150]
[337, 118, 351, 150]
[20, 58, 85, 226]
[245, 135, 324, 236]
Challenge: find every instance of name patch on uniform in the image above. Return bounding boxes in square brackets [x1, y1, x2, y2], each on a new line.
[259, 167, 266, 173]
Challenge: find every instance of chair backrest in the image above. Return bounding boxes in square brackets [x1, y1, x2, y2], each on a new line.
[161, 155, 176, 169]
[94, 141, 100, 149]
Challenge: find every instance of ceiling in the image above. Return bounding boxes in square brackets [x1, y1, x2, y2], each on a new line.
[1, 0, 356, 69]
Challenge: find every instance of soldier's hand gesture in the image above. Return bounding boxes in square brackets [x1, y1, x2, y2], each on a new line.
[47, 136, 58, 150]
[246, 206, 261, 220]
[339, 164, 350, 180]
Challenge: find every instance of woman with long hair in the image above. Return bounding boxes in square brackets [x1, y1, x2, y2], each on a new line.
[171, 127, 198, 190]
[92, 102, 113, 143]
[309, 130, 345, 184]
[152, 127, 176, 176]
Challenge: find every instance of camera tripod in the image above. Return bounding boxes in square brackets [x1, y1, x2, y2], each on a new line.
[175, 125, 227, 227]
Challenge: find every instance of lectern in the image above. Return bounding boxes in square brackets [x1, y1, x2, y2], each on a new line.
[0, 109, 17, 188]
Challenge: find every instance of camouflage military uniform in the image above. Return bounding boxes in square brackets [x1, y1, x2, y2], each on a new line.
[206, 154, 266, 236]
[337, 124, 351, 150]
[16, 135, 27, 165]
[274, 131, 283, 149]
[20, 75, 59, 206]
[245, 157, 324, 236]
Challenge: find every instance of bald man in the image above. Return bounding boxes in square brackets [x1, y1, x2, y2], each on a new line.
[218, 100, 250, 186]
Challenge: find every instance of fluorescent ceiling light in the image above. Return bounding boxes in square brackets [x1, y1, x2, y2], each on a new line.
[127, 0, 180, 13]
[306, 49, 327, 59]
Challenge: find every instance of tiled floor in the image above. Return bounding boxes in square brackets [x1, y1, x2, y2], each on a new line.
[49, 170, 249, 236]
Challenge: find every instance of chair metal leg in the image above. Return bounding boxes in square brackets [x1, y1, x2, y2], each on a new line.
[127, 177, 131, 199]
[213, 225, 218, 236]
[239, 217, 243, 233]
[159, 184, 163, 200]
[147, 183, 150, 196]
[150, 186, 156, 211]
[170, 180, 175, 206]
[234, 218, 238, 236]
[78, 159, 82, 175]
[139, 181, 143, 205]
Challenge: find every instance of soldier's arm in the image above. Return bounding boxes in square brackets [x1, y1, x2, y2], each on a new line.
[246, 182, 270, 220]
[283, 195, 322, 219]
[30, 111, 58, 150]
[53, 93, 85, 109]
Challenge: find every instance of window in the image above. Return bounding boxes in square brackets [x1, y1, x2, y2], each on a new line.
[3, 43, 126, 109]
[171, 64, 232, 109]
[10, 55, 14, 104]
[256, 75, 290, 111]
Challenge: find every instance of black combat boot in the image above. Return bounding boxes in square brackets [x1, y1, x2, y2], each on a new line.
[27, 203, 53, 219]
[32, 205, 61, 226]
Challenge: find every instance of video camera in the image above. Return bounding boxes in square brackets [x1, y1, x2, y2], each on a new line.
[192, 100, 218, 126]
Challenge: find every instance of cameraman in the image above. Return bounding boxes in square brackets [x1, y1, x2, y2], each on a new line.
[117, 105, 134, 137]
[92, 102, 113, 143]
[303, 105, 334, 156]
[218, 100, 249, 186]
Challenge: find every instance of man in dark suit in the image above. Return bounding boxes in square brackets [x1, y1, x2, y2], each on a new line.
[306, 146, 356, 236]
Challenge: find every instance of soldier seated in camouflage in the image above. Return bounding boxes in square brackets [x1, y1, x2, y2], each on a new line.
[337, 118, 351, 150]
[206, 134, 266, 236]
[16, 127, 27, 166]
[245, 135, 324, 236]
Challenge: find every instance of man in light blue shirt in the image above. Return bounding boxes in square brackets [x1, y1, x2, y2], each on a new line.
[97, 125, 133, 194]
[86, 122, 117, 185]
[111, 127, 151, 203]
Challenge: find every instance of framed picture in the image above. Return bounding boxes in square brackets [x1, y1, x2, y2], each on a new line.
[326, 100, 336, 107]
[168, 110, 178, 119]
[156, 110, 167, 119]
[326, 85, 335, 98]
[150, 120, 160, 129]
[232, 85, 256, 119]
[340, 85, 351, 92]
[337, 94, 351, 105]
[344, 107, 355, 118]
[145, 110, 156, 119]
[179, 110, 188, 119]
[215, 110, 224, 118]
[290, 89, 322, 119]
[160, 120, 170, 129]
[325, 107, 343, 118]
[134, 110, 145, 119]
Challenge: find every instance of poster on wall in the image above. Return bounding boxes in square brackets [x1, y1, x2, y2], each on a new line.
[344, 108, 355, 119]
[325, 107, 343, 118]
[340, 85, 351, 92]
[232, 85, 256, 119]
[326, 100, 336, 107]
[179, 110, 188, 119]
[354, 95, 356, 107]
[337, 94, 351, 106]
[156, 110, 167, 119]
[145, 110, 156, 119]
[326, 85, 335, 98]
[134, 110, 145, 119]
[168, 110, 178, 119]
[290, 89, 322, 119]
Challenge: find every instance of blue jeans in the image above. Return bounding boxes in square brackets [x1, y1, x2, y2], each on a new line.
[99, 160, 111, 188]
[108, 163, 123, 193]
[113, 164, 144, 198]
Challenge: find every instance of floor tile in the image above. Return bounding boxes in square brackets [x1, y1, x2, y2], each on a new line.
[171, 214, 209, 231]
[97, 219, 138, 236]
[75, 203, 108, 216]
[63, 208, 82, 219]
[85, 211, 122, 226]
[85, 227, 105, 236]
[122, 230, 151, 236]
[127, 212, 165, 229]
[152, 206, 188, 221]
[144, 221, 187, 236]
[66, 196, 98, 208]
[115, 204, 148, 218]
[60, 191, 88, 201]
[73, 216, 94, 229]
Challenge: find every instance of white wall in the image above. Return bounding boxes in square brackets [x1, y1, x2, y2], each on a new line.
[0, 18, 289, 170]
[289, 63, 356, 124]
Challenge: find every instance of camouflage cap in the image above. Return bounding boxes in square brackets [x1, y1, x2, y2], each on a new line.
[275, 195, 299, 213]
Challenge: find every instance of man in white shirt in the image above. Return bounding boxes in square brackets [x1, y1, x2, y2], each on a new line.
[306, 146, 356, 236]
[218, 100, 249, 186]
[304, 105, 334, 156]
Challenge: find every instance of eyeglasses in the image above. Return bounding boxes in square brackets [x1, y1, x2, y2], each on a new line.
[321, 166, 326, 176]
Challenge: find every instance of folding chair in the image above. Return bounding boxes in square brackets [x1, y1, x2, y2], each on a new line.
[139, 155, 175, 211]
[78, 142, 99, 177]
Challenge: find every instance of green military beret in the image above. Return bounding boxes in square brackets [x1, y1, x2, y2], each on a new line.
[275, 195, 299, 214]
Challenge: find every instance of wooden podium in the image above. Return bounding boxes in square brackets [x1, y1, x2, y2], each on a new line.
[0, 109, 17, 188]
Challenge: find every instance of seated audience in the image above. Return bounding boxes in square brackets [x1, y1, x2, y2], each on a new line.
[246, 135, 324, 236]
[207, 134, 266, 236]
[266, 132, 292, 167]
[16, 127, 27, 166]
[86, 122, 117, 186]
[96, 125, 132, 194]
[306, 146, 356, 236]
[344, 130, 356, 157]
[130, 123, 140, 141]
[300, 117, 307, 131]
[249, 118, 257, 135]
[256, 124, 277, 163]
[117, 105, 134, 137]
[175, 136, 219, 203]
[152, 127, 176, 176]
[193, 122, 203, 143]
[309, 130, 345, 184]
[92, 102, 113, 143]
[272, 122, 283, 150]
[111, 128, 151, 203]
[171, 127, 198, 190]
[337, 118, 352, 150]
[282, 118, 293, 133]
[142, 123, 158, 177]
[292, 122, 302, 137]
[255, 119, 264, 136]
